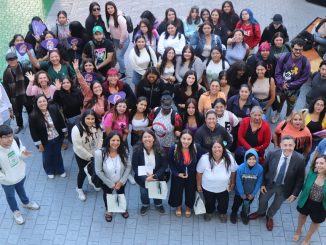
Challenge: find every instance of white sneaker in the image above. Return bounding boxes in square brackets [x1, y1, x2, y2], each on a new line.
[76, 188, 86, 201]
[22, 201, 40, 210]
[47, 175, 55, 179]
[13, 211, 24, 225]
[128, 174, 136, 185]
[271, 112, 280, 124]
[60, 172, 67, 178]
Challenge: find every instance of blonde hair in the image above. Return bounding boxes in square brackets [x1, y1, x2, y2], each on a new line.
[287, 111, 305, 130]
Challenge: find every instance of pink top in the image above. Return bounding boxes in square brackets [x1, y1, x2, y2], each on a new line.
[107, 11, 129, 44]
[26, 84, 56, 99]
[102, 113, 128, 135]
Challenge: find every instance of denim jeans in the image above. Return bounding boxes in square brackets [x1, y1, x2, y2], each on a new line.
[112, 37, 130, 74]
[2, 177, 29, 212]
[132, 70, 143, 87]
[314, 33, 326, 46]
[139, 185, 162, 207]
[42, 135, 65, 175]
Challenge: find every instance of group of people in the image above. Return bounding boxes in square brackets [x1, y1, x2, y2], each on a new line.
[0, 1, 326, 244]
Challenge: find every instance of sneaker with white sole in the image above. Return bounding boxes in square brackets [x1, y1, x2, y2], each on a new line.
[271, 112, 280, 124]
[13, 211, 24, 225]
[76, 188, 86, 201]
[128, 174, 136, 185]
[48, 174, 55, 179]
[22, 201, 40, 210]
[60, 172, 67, 178]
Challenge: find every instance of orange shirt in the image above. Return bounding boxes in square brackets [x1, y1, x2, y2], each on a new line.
[198, 91, 226, 113]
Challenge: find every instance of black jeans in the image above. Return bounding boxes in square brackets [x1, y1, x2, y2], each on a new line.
[75, 154, 91, 189]
[168, 174, 196, 208]
[12, 95, 33, 127]
[203, 189, 229, 214]
[102, 183, 125, 209]
[231, 194, 253, 215]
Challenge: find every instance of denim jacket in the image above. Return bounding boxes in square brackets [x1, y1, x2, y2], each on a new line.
[190, 32, 224, 60]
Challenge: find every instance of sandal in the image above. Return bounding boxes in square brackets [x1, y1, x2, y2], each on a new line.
[105, 212, 112, 222]
[185, 208, 192, 218]
[175, 207, 182, 217]
[121, 211, 129, 219]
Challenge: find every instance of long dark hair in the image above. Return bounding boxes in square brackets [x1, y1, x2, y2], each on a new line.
[103, 131, 128, 166]
[183, 98, 202, 128]
[134, 129, 163, 155]
[57, 10, 67, 19]
[211, 9, 223, 25]
[208, 139, 231, 171]
[230, 29, 246, 48]
[159, 47, 176, 75]
[198, 21, 213, 35]
[206, 46, 225, 66]
[222, 1, 236, 15]
[164, 21, 179, 39]
[69, 21, 87, 38]
[180, 70, 198, 94]
[134, 35, 146, 57]
[140, 10, 156, 26]
[78, 109, 101, 136]
[30, 94, 50, 127]
[181, 45, 195, 68]
[308, 97, 326, 123]
[311, 155, 326, 173]
[164, 8, 177, 22]
[34, 70, 51, 87]
[174, 129, 197, 162]
[248, 61, 268, 86]
[110, 99, 128, 127]
[142, 67, 160, 83]
[139, 18, 154, 42]
[105, 1, 119, 28]
[200, 8, 211, 22]
[9, 34, 24, 47]
[129, 96, 150, 122]
[186, 6, 201, 25]
[271, 32, 286, 46]
[89, 2, 100, 15]
[227, 60, 247, 87]
[84, 81, 108, 111]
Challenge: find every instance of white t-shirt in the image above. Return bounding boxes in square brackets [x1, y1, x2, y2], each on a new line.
[217, 110, 239, 133]
[144, 149, 156, 169]
[196, 153, 238, 193]
[103, 155, 122, 183]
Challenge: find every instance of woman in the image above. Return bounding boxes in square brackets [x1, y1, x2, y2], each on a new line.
[28, 95, 67, 179]
[68, 21, 90, 62]
[94, 132, 131, 222]
[182, 98, 204, 135]
[175, 45, 205, 83]
[7, 34, 36, 68]
[25, 71, 56, 99]
[158, 47, 177, 91]
[273, 111, 312, 158]
[102, 99, 129, 142]
[226, 61, 249, 97]
[53, 77, 84, 140]
[169, 130, 203, 217]
[133, 18, 160, 52]
[132, 129, 168, 215]
[28, 49, 76, 82]
[102, 68, 136, 109]
[225, 29, 249, 65]
[196, 139, 237, 222]
[219, 71, 231, 98]
[236, 106, 271, 164]
[248, 61, 276, 113]
[173, 70, 205, 114]
[105, 1, 130, 78]
[136, 67, 166, 110]
[200, 8, 211, 23]
[211, 9, 228, 45]
[270, 32, 291, 59]
[205, 47, 230, 86]
[129, 35, 158, 86]
[190, 22, 223, 62]
[25, 16, 48, 49]
[221, 1, 240, 36]
[198, 80, 226, 114]
[293, 155, 326, 245]
[235, 9, 261, 53]
[194, 110, 233, 152]
[71, 109, 103, 201]
[227, 84, 260, 120]
[73, 59, 108, 120]
[213, 98, 239, 134]
[183, 6, 202, 42]
[157, 21, 186, 56]
[157, 8, 184, 35]
[51, 10, 71, 49]
[129, 97, 152, 146]
[80, 58, 105, 84]
[85, 2, 109, 38]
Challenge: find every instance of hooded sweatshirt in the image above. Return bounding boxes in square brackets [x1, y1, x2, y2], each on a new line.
[235, 149, 263, 197]
[51, 20, 71, 49]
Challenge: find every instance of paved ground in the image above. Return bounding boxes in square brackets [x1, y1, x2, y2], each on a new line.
[1, 1, 326, 245]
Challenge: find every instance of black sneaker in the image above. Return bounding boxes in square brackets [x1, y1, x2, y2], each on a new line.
[204, 213, 212, 221]
[230, 212, 237, 224]
[155, 205, 166, 214]
[140, 206, 149, 216]
[240, 212, 249, 225]
[15, 126, 23, 134]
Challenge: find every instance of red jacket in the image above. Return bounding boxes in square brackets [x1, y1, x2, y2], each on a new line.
[237, 117, 271, 163]
[235, 21, 261, 49]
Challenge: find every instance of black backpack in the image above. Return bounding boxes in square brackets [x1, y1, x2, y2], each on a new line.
[124, 16, 133, 33]
[296, 31, 314, 51]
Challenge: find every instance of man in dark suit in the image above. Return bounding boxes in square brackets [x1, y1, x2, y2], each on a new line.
[249, 135, 305, 231]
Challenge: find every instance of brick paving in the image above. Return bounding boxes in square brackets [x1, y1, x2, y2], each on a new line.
[1, 1, 326, 244]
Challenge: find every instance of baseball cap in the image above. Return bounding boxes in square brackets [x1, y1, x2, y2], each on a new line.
[272, 14, 283, 24]
[6, 52, 18, 61]
[92, 26, 103, 34]
[107, 68, 120, 76]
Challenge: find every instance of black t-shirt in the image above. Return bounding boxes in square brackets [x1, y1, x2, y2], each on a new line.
[83, 39, 114, 75]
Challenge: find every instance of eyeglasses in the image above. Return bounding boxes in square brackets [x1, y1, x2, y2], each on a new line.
[1, 134, 13, 139]
[92, 7, 100, 11]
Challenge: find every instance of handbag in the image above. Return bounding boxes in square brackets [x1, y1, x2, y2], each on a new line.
[146, 181, 168, 199]
[194, 192, 206, 215]
[106, 194, 127, 213]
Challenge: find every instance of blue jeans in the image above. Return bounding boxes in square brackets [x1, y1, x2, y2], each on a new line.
[2, 118, 11, 126]
[42, 135, 65, 175]
[139, 186, 162, 207]
[113, 37, 130, 74]
[132, 71, 143, 87]
[2, 177, 29, 212]
[314, 33, 326, 46]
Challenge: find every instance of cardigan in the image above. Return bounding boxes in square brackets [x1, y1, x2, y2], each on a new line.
[297, 170, 326, 210]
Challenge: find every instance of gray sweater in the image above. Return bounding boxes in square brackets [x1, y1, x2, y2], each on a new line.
[175, 56, 204, 83]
